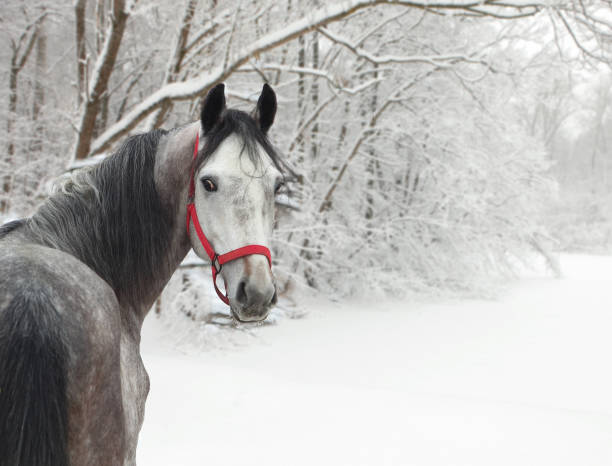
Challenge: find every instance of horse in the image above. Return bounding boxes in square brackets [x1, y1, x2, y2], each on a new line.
[0, 83, 290, 466]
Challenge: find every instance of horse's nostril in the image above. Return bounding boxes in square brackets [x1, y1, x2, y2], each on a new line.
[239, 281, 275, 309]
[271, 290, 278, 305]
[236, 280, 247, 305]
[246, 287, 265, 308]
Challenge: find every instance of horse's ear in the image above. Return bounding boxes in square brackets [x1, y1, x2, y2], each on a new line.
[254, 83, 276, 134]
[201, 83, 226, 133]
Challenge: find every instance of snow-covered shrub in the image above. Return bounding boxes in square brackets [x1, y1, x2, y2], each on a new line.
[0, 113, 67, 217]
[4, 1, 593, 312]
[270, 78, 554, 297]
[545, 186, 612, 254]
[254, 13, 557, 298]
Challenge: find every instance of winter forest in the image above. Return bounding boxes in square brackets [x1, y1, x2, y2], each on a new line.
[3, 1, 612, 464]
[1, 0, 612, 313]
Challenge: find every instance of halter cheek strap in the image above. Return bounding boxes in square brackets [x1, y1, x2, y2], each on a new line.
[186, 131, 272, 305]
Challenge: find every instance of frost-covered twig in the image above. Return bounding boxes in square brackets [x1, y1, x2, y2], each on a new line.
[87, 0, 547, 156]
[319, 27, 483, 68]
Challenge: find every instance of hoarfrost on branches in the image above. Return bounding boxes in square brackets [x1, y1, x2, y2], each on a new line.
[1, 0, 611, 320]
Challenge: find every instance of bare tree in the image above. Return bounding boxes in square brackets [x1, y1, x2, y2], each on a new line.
[31, 16, 47, 152]
[75, 0, 87, 107]
[87, 0, 545, 157]
[72, 0, 132, 160]
[2, 0, 611, 301]
[146, 0, 199, 129]
[2, 9, 47, 212]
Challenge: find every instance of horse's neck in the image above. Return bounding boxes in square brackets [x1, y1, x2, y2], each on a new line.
[134, 124, 199, 316]
[24, 125, 198, 325]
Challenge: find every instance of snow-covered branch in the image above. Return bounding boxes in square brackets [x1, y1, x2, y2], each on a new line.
[88, 0, 547, 156]
[318, 27, 486, 67]
[4, 0, 605, 300]
[72, 0, 134, 160]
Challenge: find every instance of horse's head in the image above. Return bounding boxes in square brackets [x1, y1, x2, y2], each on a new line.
[188, 83, 285, 322]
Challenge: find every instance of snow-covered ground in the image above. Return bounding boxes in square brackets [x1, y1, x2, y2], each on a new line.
[137, 255, 612, 466]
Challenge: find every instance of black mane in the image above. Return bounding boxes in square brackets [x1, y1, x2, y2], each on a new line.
[25, 129, 172, 307]
[0, 219, 25, 238]
[15, 110, 293, 308]
[195, 109, 293, 178]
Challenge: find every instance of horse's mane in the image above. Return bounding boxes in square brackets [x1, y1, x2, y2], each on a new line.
[15, 109, 292, 307]
[25, 129, 173, 307]
[195, 109, 294, 179]
[0, 219, 25, 238]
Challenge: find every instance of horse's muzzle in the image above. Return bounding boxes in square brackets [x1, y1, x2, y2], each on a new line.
[230, 281, 277, 322]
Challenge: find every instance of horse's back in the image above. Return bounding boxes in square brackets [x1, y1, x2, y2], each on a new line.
[0, 236, 121, 336]
[0, 237, 127, 465]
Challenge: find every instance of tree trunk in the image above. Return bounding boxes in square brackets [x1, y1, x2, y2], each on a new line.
[75, 0, 87, 107]
[149, 0, 198, 129]
[311, 31, 319, 161]
[96, 0, 106, 52]
[296, 33, 306, 161]
[73, 0, 129, 160]
[365, 64, 379, 221]
[275, 0, 292, 85]
[2, 64, 19, 212]
[92, 0, 107, 139]
[7, 62, 18, 159]
[32, 22, 47, 123]
[2, 19, 41, 212]
[31, 19, 47, 153]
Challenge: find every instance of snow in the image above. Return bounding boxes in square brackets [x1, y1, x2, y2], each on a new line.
[90, 0, 532, 156]
[137, 254, 612, 466]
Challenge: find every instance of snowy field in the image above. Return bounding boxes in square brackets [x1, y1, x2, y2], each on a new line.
[137, 255, 612, 466]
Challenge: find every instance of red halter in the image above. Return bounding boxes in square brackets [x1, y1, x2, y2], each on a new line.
[186, 131, 272, 305]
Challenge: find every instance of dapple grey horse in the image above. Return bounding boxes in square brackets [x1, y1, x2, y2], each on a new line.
[0, 83, 289, 465]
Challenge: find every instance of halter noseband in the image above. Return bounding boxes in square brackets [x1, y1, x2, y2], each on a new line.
[186, 131, 272, 305]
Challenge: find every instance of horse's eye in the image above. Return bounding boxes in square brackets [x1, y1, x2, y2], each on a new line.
[201, 178, 217, 192]
[274, 181, 285, 194]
